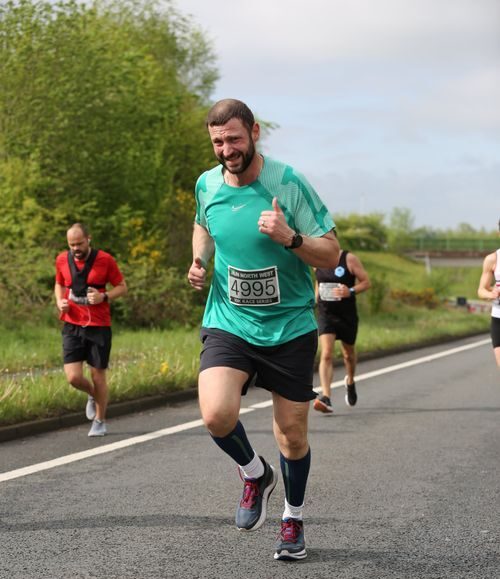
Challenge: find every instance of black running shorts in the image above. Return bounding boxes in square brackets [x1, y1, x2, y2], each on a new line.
[317, 310, 358, 345]
[62, 322, 112, 369]
[199, 327, 318, 402]
[491, 317, 500, 348]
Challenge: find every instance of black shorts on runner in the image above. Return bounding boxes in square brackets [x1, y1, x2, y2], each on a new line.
[491, 317, 500, 348]
[62, 322, 112, 369]
[317, 310, 358, 345]
[199, 327, 318, 403]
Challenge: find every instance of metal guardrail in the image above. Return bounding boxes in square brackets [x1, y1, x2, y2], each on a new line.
[448, 297, 491, 314]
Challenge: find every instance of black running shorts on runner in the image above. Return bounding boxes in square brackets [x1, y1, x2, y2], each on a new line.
[199, 328, 318, 402]
[491, 317, 500, 348]
[317, 310, 358, 345]
[62, 322, 112, 369]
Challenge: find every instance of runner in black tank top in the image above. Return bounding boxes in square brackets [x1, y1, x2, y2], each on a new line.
[313, 247, 371, 413]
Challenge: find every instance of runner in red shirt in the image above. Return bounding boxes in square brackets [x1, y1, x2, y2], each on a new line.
[54, 223, 127, 436]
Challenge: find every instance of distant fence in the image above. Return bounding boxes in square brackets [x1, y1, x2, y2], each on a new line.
[406, 237, 497, 255]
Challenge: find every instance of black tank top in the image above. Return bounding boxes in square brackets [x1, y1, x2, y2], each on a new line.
[315, 250, 356, 315]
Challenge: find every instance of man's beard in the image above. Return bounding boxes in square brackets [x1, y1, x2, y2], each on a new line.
[218, 141, 255, 175]
[71, 248, 90, 260]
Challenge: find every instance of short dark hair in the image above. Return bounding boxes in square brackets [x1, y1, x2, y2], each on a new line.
[206, 99, 255, 133]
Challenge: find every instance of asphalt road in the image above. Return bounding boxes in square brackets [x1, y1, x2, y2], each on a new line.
[1, 335, 499, 579]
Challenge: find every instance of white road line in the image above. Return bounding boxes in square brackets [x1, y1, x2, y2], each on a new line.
[0, 419, 203, 483]
[0, 338, 490, 483]
[323, 338, 491, 388]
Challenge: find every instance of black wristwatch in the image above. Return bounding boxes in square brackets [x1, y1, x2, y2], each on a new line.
[285, 233, 303, 250]
[103, 292, 109, 302]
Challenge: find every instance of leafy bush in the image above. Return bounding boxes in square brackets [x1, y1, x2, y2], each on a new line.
[390, 288, 440, 309]
[367, 273, 388, 314]
[116, 262, 205, 328]
[334, 213, 388, 250]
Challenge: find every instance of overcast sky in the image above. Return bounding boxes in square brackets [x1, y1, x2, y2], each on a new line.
[175, 0, 499, 231]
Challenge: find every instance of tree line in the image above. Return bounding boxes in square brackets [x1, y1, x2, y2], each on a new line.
[0, 0, 217, 327]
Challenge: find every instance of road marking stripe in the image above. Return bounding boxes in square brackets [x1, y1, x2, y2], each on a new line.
[0, 338, 490, 483]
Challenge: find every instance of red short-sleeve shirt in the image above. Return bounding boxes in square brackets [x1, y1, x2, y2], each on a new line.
[55, 250, 124, 327]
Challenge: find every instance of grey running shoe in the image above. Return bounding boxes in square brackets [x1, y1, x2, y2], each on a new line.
[235, 456, 277, 532]
[88, 419, 107, 437]
[344, 376, 357, 407]
[313, 395, 333, 414]
[85, 395, 96, 421]
[274, 518, 307, 561]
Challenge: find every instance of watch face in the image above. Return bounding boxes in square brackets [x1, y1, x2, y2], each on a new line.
[292, 234, 303, 248]
[286, 233, 303, 249]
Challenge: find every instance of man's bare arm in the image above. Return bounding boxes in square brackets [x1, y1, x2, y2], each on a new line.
[188, 223, 215, 290]
[478, 253, 498, 300]
[290, 232, 340, 268]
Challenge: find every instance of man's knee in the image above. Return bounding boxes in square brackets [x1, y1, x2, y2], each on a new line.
[494, 348, 500, 367]
[90, 367, 107, 387]
[276, 423, 308, 454]
[342, 346, 356, 363]
[202, 408, 238, 438]
[319, 347, 333, 362]
[66, 372, 85, 388]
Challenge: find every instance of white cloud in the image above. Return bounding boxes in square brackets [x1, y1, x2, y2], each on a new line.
[182, 0, 499, 64]
[413, 66, 500, 134]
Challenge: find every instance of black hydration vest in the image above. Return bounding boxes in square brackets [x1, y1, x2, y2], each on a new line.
[67, 249, 105, 296]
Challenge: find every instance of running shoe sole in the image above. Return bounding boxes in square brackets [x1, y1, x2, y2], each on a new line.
[274, 548, 307, 561]
[313, 398, 333, 414]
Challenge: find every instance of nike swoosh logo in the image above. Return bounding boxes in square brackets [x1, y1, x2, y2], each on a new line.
[231, 203, 248, 212]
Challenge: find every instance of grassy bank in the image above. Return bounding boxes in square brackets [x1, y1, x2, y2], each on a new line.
[0, 254, 490, 426]
[0, 327, 201, 425]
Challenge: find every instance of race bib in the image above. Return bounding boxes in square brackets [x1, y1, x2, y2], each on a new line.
[319, 282, 341, 301]
[228, 266, 280, 306]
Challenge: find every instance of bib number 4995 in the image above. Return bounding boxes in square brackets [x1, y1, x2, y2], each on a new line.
[228, 266, 280, 306]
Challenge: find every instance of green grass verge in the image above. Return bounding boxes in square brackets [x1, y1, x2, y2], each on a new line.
[0, 327, 201, 426]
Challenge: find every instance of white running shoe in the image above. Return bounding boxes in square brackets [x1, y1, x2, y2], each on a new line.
[85, 396, 96, 421]
[88, 419, 107, 437]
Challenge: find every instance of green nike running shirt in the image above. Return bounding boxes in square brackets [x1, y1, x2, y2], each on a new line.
[195, 156, 335, 346]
